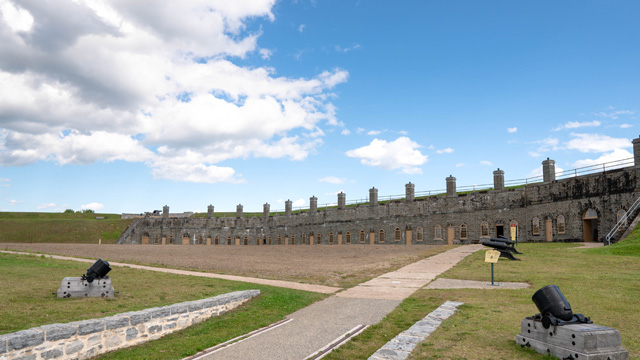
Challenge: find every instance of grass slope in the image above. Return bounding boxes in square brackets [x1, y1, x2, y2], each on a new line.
[586, 222, 640, 257]
[325, 242, 640, 360]
[0, 212, 132, 244]
[0, 253, 325, 360]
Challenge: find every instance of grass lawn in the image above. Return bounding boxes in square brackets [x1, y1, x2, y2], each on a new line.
[0, 212, 132, 244]
[0, 253, 325, 359]
[325, 233, 640, 359]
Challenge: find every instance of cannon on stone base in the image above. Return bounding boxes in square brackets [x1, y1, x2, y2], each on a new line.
[57, 259, 115, 298]
[516, 285, 628, 360]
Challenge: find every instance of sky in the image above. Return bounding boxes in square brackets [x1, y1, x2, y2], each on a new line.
[0, 0, 638, 214]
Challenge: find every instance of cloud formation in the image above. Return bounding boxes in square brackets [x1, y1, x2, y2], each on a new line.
[553, 121, 601, 131]
[346, 137, 427, 174]
[0, 0, 347, 183]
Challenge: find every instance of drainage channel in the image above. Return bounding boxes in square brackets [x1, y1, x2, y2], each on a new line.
[184, 318, 294, 360]
[305, 324, 369, 360]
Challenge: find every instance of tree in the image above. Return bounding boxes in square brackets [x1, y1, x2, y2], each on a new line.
[64, 209, 74, 214]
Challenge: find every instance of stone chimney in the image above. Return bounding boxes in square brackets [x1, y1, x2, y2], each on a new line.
[369, 187, 378, 206]
[310, 196, 318, 213]
[337, 192, 346, 210]
[207, 204, 214, 218]
[446, 175, 457, 197]
[542, 158, 556, 182]
[633, 135, 640, 168]
[236, 204, 243, 218]
[263, 203, 270, 217]
[405, 182, 415, 202]
[493, 168, 505, 191]
[285, 199, 292, 216]
[162, 205, 169, 218]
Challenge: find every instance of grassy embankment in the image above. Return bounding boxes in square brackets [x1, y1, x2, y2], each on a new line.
[325, 224, 640, 360]
[0, 253, 325, 360]
[0, 212, 132, 244]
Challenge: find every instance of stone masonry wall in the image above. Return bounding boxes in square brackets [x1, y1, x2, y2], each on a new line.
[0, 290, 259, 360]
[119, 167, 639, 245]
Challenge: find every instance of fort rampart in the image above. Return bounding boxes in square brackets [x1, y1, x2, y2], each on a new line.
[117, 137, 640, 246]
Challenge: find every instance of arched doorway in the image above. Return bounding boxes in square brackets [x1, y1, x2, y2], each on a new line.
[582, 208, 599, 242]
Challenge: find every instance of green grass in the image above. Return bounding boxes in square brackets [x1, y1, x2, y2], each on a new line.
[325, 241, 640, 360]
[0, 212, 132, 244]
[587, 222, 640, 257]
[0, 252, 326, 360]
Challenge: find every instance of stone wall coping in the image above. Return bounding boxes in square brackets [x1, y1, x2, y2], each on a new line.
[0, 290, 259, 358]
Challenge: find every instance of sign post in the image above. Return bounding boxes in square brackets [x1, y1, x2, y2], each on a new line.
[510, 223, 518, 245]
[484, 250, 500, 285]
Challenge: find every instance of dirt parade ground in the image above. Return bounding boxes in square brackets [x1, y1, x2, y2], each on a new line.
[0, 243, 450, 287]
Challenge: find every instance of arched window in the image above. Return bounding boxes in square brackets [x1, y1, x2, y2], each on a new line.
[329, 232, 334, 244]
[394, 228, 402, 242]
[198, 235, 204, 245]
[277, 235, 282, 245]
[243, 236, 248, 245]
[434, 225, 442, 240]
[302, 234, 307, 245]
[227, 236, 232, 245]
[379, 229, 385, 243]
[359, 230, 366, 243]
[416, 227, 424, 242]
[214, 236, 219, 245]
[460, 224, 468, 239]
[346, 232, 351, 244]
[617, 210, 627, 230]
[291, 234, 295, 245]
[557, 215, 566, 234]
[532, 217, 540, 235]
[169, 235, 174, 245]
[480, 222, 489, 237]
[154, 235, 159, 244]
[317, 233, 322, 244]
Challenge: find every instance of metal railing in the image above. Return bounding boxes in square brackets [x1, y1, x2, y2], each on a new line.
[605, 193, 640, 245]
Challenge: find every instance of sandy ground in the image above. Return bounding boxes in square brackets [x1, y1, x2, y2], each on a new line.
[0, 243, 447, 287]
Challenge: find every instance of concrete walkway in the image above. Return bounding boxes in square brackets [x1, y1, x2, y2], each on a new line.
[194, 245, 483, 360]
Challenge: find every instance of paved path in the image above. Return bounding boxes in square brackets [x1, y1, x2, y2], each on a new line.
[0, 250, 340, 294]
[195, 245, 483, 360]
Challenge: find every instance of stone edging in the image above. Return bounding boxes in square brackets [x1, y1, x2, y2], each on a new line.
[368, 300, 463, 360]
[0, 290, 259, 360]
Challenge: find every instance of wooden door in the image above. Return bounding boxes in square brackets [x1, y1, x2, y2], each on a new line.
[545, 219, 553, 242]
[447, 227, 455, 245]
[406, 229, 412, 245]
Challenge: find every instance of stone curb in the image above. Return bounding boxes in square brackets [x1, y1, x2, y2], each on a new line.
[368, 301, 463, 360]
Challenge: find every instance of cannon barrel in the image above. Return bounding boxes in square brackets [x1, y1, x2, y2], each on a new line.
[490, 237, 515, 246]
[481, 240, 512, 251]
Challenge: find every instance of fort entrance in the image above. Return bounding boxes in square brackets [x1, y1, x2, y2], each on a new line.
[582, 208, 599, 242]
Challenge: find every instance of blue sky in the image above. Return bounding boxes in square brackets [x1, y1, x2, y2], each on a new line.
[0, 0, 638, 214]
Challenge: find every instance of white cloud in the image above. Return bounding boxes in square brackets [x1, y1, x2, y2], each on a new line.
[529, 151, 542, 157]
[335, 43, 361, 53]
[0, 0, 347, 183]
[346, 137, 428, 174]
[81, 202, 104, 211]
[436, 148, 454, 154]
[341, 129, 351, 135]
[573, 148, 634, 168]
[565, 133, 630, 153]
[0, 178, 9, 187]
[292, 198, 305, 207]
[8, 199, 23, 206]
[507, 127, 517, 133]
[36, 203, 56, 210]
[553, 121, 601, 131]
[620, 124, 633, 129]
[532, 137, 560, 153]
[356, 127, 366, 134]
[367, 130, 382, 136]
[319, 176, 346, 184]
[594, 109, 634, 119]
[456, 163, 465, 167]
[258, 48, 273, 60]
[298, 24, 306, 32]
[527, 165, 565, 179]
[480, 160, 493, 166]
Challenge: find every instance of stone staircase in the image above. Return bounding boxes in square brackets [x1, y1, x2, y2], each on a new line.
[605, 193, 640, 245]
[115, 217, 143, 244]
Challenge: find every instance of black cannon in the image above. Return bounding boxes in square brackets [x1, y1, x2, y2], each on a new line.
[481, 240, 520, 260]
[82, 258, 111, 283]
[489, 236, 523, 254]
[529, 285, 592, 328]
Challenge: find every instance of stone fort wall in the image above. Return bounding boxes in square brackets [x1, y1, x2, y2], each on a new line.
[118, 151, 640, 246]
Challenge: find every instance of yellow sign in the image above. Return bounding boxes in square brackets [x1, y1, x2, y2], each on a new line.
[485, 250, 500, 263]
[510, 225, 517, 241]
